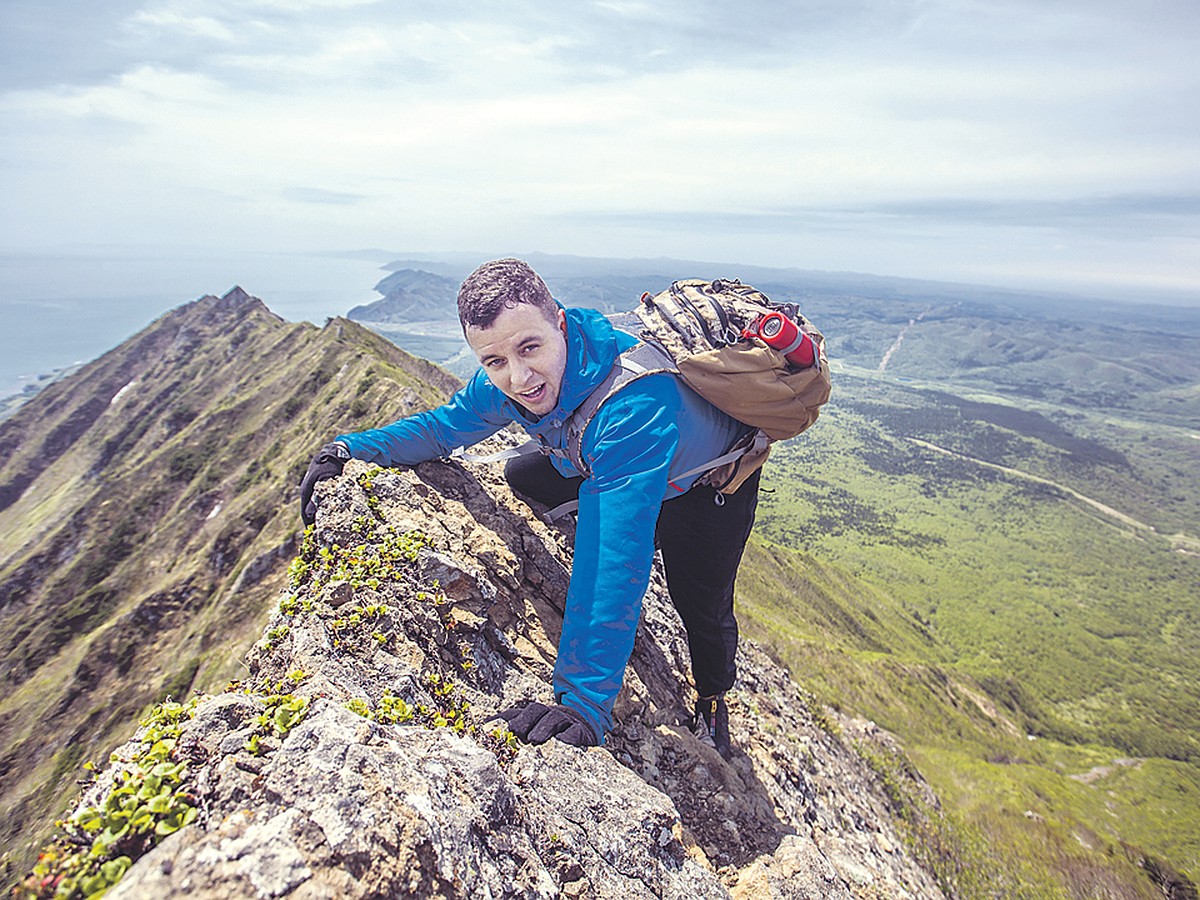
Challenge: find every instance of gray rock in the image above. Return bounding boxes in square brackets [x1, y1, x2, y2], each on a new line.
[89, 452, 944, 898]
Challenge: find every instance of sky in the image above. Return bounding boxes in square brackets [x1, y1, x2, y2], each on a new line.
[2, 0, 1199, 302]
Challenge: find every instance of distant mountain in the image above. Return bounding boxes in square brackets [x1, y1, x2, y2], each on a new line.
[0, 288, 460, 874]
[374, 250, 1200, 318]
[355, 254, 1200, 426]
[347, 268, 460, 322]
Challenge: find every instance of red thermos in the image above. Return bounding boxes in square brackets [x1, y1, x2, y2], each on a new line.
[757, 312, 815, 368]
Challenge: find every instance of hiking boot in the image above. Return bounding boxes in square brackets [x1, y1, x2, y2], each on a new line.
[692, 694, 732, 760]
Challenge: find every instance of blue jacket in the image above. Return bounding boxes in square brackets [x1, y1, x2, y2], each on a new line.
[338, 307, 744, 742]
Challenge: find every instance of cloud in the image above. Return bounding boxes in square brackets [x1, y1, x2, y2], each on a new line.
[0, 0, 1197, 297]
[283, 187, 367, 204]
[126, 8, 240, 42]
[0, 67, 222, 133]
[249, 0, 381, 9]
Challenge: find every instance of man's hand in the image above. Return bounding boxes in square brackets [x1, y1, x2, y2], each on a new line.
[299, 441, 351, 526]
[496, 701, 598, 747]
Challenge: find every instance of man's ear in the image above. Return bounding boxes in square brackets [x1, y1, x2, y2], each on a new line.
[557, 307, 567, 337]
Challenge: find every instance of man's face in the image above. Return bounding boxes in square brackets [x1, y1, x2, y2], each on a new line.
[466, 303, 569, 417]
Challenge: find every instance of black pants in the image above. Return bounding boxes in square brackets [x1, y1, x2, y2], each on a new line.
[505, 453, 760, 698]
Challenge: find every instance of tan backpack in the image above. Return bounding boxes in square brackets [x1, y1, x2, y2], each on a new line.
[561, 278, 831, 495]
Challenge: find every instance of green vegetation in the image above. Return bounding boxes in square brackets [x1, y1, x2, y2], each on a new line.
[16, 698, 201, 899]
[276, 523, 512, 754]
[287, 515, 428, 595]
[282, 518, 474, 675]
[738, 369, 1200, 897]
[242, 689, 311, 756]
[756, 389, 1199, 763]
[343, 673, 518, 760]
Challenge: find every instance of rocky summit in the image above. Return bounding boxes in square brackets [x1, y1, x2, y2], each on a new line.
[38, 441, 946, 899]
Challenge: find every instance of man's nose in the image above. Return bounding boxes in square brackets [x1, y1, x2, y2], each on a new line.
[510, 358, 533, 386]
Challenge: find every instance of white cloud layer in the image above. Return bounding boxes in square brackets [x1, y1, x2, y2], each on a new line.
[1, 0, 1198, 299]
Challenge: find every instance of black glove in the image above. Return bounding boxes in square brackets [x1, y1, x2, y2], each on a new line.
[496, 701, 598, 747]
[299, 441, 351, 526]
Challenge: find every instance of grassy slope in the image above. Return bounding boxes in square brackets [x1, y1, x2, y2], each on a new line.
[0, 296, 461, 878]
[737, 372, 1200, 897]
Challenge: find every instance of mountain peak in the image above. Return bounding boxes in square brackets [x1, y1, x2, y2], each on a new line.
[220, 284, 253, 304]
[187, 284, 274, 322]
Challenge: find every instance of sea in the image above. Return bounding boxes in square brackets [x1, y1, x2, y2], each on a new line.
[0, 249, 391, 399]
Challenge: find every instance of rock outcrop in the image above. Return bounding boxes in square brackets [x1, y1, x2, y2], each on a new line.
[47, 444, 945, 899]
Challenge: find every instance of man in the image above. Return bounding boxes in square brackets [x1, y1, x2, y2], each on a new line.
[300, 258, 759, 758]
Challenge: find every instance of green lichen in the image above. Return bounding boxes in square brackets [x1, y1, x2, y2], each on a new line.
[240, 684, 312, 756]
[341, 675, 517, 765]
[288, 524, 428, 595]
[18, 698, 202, 899]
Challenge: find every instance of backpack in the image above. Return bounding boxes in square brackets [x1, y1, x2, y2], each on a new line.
[558, 278, 830, 495]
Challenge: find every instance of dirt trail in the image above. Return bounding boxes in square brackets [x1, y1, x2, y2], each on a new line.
[907, 438, 1156, 533]
[877, 308, 932, 373]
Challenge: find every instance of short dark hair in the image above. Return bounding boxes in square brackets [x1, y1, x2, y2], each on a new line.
[457, 258, 557, 330]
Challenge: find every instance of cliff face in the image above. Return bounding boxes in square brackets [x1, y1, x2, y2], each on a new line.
[48, 449, 945, 899]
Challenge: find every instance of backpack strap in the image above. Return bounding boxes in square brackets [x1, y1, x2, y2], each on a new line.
[542, 413, 769, 522]
[557, 340, 677, 478]
[449, 441, 543, 465]
[670, 428, 770, 485]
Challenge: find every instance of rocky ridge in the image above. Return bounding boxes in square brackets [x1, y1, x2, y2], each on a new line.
[0, 288, 462, 874]
[42, 445, 946, 898]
